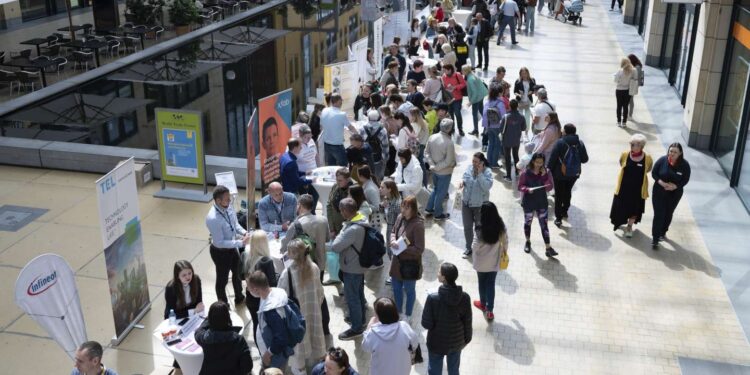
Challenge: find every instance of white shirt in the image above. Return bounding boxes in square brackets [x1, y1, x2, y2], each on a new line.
[532, 100, 556, 131]
[297, 139, 318, 173]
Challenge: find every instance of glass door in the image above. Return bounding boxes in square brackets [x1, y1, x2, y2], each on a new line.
[714, 50, 750, 178]
[675, 5, 699, 102]
[737, 124, 750, 207]
[637, 0, 649, 35]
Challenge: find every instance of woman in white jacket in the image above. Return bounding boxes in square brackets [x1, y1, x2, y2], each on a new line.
[362, 297, 419, 375]
[614, 57, 635, 128]
[627, 54, 643, 119]
[393, 148, 424, 198]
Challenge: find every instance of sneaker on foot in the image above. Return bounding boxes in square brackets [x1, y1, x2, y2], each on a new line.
[338, 329, 363, 341]
[482, 145, 488, 152]
[458, 130, 465, 136]
[554, 219, 562, 228]
[485, 311, 495, 320]
[435, 213, 450, 220]
[322, 279, 341, 286]
[462, 249, 472, 258]
[385, 276, 392, 285]
[473, 300, 486, 311]
[624, 228, 634, 238]
[545, 247, 558, 257]
[524, 241, 532, 253]
[468, 130, 479, 136]
[503, 175, 512, 182]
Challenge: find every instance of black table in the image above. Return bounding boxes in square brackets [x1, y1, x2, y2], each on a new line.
[57, 25, 85, 40]
[1, 57, 57, 87]
[20, 38, 49, 56]
[63, 39, 108, 67]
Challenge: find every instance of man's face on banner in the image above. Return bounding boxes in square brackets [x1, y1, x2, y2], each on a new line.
[263, 121, 279, 155]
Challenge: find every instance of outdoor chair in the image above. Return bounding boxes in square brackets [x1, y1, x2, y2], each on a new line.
[72, 51, 94, 71]
[107, 40, 121, 57]
[52, 57, 68, 77]
[0, 69, 18, 96]
[40, 44, 60, 58]
[123, 37, 139, 54]
[15, 70, 39, 93]
[148, 26, 164, 40]
[81, 23, 93, 35]
[122, 22, 134, 29]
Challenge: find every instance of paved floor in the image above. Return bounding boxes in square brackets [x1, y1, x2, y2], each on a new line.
[1, 2, 750, 375]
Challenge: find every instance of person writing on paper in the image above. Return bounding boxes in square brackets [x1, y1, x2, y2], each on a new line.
[389, 196, 425, 323]
[195, 301, 253, 375]
[206, 185, 249, 305]
[72, 341, 119, 375]
[164, 260, 204, 319]
[518, 153, 556, 258]
[257, 182, 298, 234]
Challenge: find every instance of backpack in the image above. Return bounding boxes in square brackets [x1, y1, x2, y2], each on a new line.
[291, 221, 317, 262]
[560, 143, 582, 178]
[486, 103, 502, 127]
[283, 299, 306, 346]
[438, 80, 454, 104]
[365, 126, 384, 162]
[351, 223, 387, 268]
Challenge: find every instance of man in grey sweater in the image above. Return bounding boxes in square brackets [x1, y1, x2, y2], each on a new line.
[329, 197, 368, 340]
[425, 119, 457, 220]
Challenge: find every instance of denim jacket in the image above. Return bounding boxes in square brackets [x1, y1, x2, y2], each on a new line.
[462, 166, 493, 207]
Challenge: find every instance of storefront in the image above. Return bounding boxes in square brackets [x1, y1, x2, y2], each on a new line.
[19, 0, 86, 22]
[713, 5, 750, 208]
[659, 3, 700, 106]
[632, 0, 649, 36]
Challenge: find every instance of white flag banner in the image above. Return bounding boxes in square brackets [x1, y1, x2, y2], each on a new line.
[15, 253, 87, 359]
[351, 37, 369, 84]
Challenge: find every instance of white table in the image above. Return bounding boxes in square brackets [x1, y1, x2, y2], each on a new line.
[311, 166, 343, 216]
[245, 231, 289, 272]
[152, 311, 244, 375]
[408, 56, 439, 68]
[452, 9, 472, 27]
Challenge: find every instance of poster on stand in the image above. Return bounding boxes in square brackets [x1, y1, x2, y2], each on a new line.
[324, 60, 358, 113]
[373, 17, 383, 74]
[155, 109, 205, 185]
[96, 158, 150, 341]
[351, 37, 369, 84]
[15, 254, 87, 359]
[258, 89, 293, 185]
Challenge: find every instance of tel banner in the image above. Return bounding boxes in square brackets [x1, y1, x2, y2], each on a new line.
[155, 108, 206, 185]
[14, 253, 87, 359]
[96, 158, 150, 340]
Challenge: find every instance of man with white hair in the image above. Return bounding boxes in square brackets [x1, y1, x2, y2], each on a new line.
[361, 110, 390, 181]
[531, 88, 556, 135]
[425, 119, 457, 220]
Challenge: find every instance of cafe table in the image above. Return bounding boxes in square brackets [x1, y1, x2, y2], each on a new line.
[19, 38, 50, 56]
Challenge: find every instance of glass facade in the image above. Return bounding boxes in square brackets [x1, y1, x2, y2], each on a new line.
[660, 3, 699, 106]
[714, 6, 750, 208]
[20, 0, 84, 22]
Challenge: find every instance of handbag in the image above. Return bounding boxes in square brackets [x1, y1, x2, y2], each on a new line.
[409, 343, 424, 364]
[438, 80, 453, 104]
[453, 190, 463, 210]
[500, 251, 509, 270]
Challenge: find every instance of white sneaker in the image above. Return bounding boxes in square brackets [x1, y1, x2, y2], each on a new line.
[624, 228, 633, 238]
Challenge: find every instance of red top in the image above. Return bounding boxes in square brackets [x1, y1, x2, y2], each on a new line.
[436, 7, 445, 22]
[441, 73, 466, 102]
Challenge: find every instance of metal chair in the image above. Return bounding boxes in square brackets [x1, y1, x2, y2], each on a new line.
[14, 70, 39, 93]
[46, 35, 58, 46]
[238, 1, 250, 10]
[52, 57, 68, 77]
[107, 40, 121, 57]
[148, 26, 164, 40]
[122, 22, 134, 29]
[134, 25, 148, 32]
[0, 69, 19, 95]
[72, 50, 94, 71]
[123, 37, 139, 54]
[81, 23, 93, 35]
[40, 44, 60, 58]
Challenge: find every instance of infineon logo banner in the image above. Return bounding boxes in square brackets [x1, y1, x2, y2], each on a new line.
[15, 254, 87, 360]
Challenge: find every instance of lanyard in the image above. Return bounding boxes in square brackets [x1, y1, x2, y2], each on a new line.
[272, 196, 284, 223]
[214, 204, 235, 234]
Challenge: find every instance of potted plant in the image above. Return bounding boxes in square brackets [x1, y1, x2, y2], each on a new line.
[169, 0, 199, 36]
[126, 0, 165, 26]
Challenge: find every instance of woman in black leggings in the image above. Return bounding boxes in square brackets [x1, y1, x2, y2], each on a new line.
[614, 57, 635, 128]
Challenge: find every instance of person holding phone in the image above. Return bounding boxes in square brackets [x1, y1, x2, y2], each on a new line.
[518, 153, 555, 257]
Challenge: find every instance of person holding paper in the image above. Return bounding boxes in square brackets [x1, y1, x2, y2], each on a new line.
[389, 196, 425, 323]
[518, 153, 555, 257]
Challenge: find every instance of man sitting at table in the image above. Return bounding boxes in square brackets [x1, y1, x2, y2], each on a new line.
[258, 182, 297, 234]
[280, 138, 319, 210]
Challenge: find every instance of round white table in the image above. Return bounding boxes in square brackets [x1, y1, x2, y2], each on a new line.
[408, 56, 439, 68]
[311, 166, 343, 216]
[247, 231, 290, 271]
[152, 311, 244, 375]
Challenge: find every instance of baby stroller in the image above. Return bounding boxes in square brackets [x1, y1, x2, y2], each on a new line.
[562, 0, 584, 25]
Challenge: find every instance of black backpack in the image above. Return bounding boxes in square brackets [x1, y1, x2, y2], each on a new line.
[365, 126, 384, 163]
[351, 223, 386, 268]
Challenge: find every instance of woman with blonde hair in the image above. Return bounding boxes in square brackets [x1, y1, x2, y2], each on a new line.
[610, 133, 653, 238]
[243, 230, 277, 337]
[441, 43, 457, 68]
[279, 239, 326, 375]
[614, 57, 635, 127]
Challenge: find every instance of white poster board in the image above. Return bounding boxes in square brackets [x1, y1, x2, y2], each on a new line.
[351, 37, 369, 84]
[215, 171, 238, 195]
[325, 60, 359, 113]
[15, 254, 87, 359]
[373, 17, 384, 74]
[383, 10, 410, 48]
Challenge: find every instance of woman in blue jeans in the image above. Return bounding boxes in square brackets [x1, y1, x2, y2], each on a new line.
[484, 84, 507, 168]
[471, 201, 507, 321]
[389, 196, 425, 323]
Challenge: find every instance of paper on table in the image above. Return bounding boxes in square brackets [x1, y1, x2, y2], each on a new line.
[391, 237, 408, 256]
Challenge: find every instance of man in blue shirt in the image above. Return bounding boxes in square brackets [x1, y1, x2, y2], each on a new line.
[206, 185, 249, 304]
[257, 182, 297, 234]
[496, 0, 520, 45]
[280, 138, 319, 209]
[320, 94, 358, 167]
[71, 341, 118, 375]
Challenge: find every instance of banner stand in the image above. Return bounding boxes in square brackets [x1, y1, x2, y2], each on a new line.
[110, 304, 150, 346]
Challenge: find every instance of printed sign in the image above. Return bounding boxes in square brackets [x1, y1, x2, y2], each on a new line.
[324, 60, 358, 112]
[351, 37, 369, 84]
[258, 89, 293, 185]
[373, 17, 384, 74]
[215, 172, 238, 195]
[156, 109, 205, 185]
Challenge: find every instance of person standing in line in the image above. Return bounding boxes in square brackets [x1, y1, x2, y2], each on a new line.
[421, 262, 472, 375]
[464, 65, 489, 137]
[514, 67, 536, 128]
[381, 179, 402, 278]
[425, 119, 457, 220]
[496, 0, 520, 45]
[611, 0, 623, 11]
[547, 124, 589, 227]
[474, 12, 493, 71]
[502, 99, 527, 181]
[614, 57, 635, 128]
[467, 18, 479, 69]
[453, 34, 470, 72]
[246, 271, 295, 371]
[206, 185, 249, 305]
[441, 64, 467, 136]
[362, 297, 420, 375]
[651, 143, 691, 250]
[244, 231, 278, 338]
[531, 88, 555, 136]
[321, 94, 358, 166]
[278, 239, 327, 374]
[295, 125, 320, 185]
[358, 165, 383, 225]
[309, 103, 325, 142]
[610, 134, 653, 238]
[406, 60, 427, 85]
[519, 153, 556, 257]
[460, 153, 493, 257]
[72, 341, 119, 375]
[441, 44, 458, 68]
[526, 0, 537, 32]
[628, 54, 643, 119]
[361, 110, 389, 182]
[389, 196, 425, 323]
[327, 168, 353, 236]
[484, 83, 507, 168]
[310, 347, 361, 375]
[533, 111, 562, 165]
[471, 202, 507, 321]
[329, 198, 370, 340]
[422, 66, 443, 103]
[516, 0, 527, 33]
[194, 302, 253, 375]
[282, 194, 330, 281]
[394, 148, 425, 199]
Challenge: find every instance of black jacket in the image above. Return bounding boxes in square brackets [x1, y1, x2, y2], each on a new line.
[513, 78, 537, 103]
[477, 19, 493, 43]
[384, 53, 407, 81]
[547, 134, 589, 181]
[421, 285, 472, 355]
[473, 0, 491, 19]
[652, 155, 691, 193]
[164, 277, 203, 319]
[194, 320, 253, 375]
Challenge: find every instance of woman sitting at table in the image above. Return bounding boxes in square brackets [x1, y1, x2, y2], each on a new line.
[243, 230, 277, 338]
[164, 260, 204, 319]
[195, 301, 253, 375]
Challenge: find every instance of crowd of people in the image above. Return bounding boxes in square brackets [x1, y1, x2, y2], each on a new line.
[76, 2, 693, 375]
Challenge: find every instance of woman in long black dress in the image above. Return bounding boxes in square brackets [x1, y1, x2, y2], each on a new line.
[651, 142, 691, 249]
[610, 134, 653, 238]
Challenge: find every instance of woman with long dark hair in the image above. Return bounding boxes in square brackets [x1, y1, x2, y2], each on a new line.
[311, 347, 361, 375]
[627, 54, 643, 119]
[519, 153, 555, 257]
[471, 202, 507, 321]
[194, 301, 253, 375]
[389, 196, 425, 323]
[164, 260, 204, 319]
[651, 142, 691, 249]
